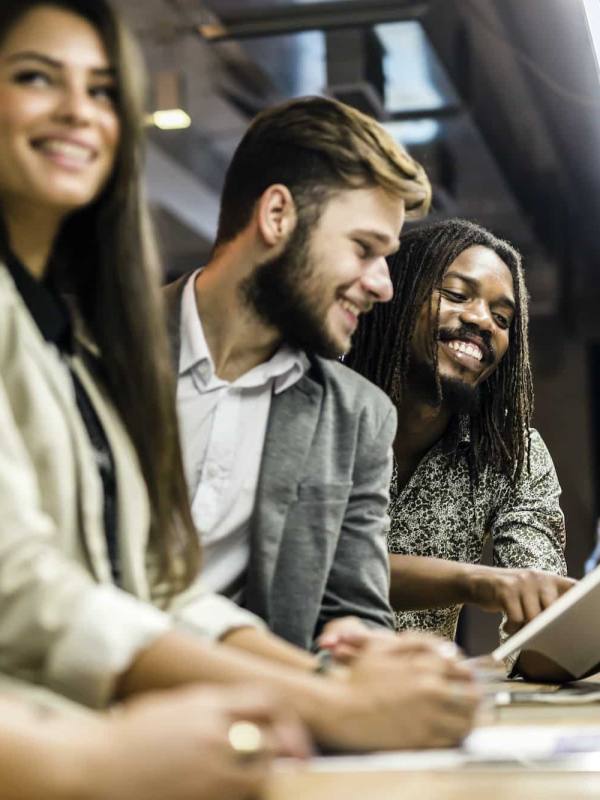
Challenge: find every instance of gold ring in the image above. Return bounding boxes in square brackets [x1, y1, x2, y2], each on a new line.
[228, 720, 265, 761]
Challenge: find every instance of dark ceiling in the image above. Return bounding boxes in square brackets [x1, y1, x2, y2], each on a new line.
[118, 0, 600, 330]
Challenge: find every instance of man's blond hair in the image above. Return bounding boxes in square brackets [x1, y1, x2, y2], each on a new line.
[215, 95, 431, 246]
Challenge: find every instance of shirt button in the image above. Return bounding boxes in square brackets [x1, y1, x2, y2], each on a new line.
[198, 362, 210, 381]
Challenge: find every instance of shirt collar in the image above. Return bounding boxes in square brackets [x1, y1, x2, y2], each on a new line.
[4, 252, 73, 353]
[179, 268, 308, 393]
[428, 415, 470, 458]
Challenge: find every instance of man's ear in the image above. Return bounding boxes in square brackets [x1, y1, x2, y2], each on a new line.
[256, 184, 297, 247]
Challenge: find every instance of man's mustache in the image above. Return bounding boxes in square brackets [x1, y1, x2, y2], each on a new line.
[437, 324, 495, 364]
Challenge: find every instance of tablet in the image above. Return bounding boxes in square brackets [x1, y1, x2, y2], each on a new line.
[492, 564, 600, 680]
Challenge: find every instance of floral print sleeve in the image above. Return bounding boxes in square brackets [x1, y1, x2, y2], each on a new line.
[490, 429, 566, 576]
[389, 426, 567, 643]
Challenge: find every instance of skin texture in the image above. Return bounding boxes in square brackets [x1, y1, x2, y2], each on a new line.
[0, 687, 309, 800]
[415, 245, 515, 391]
[118, 629, 481, 752]
[196, 184, 401, 382]
[0, 5, 119, 276]
[388, 246, 575, 678]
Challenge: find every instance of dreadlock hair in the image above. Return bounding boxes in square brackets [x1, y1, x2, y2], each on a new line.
[346, 218, 534, 482]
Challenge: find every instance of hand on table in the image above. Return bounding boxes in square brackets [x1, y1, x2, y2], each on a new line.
[92, 685, 310, 800]
[317, 616, 459, 663]
[324, 644, 481, 751]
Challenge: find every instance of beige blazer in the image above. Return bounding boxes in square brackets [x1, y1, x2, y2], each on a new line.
[0, 264, 261, 709]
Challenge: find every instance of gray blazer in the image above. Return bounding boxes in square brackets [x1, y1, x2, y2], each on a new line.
[164, 273, 396, 649]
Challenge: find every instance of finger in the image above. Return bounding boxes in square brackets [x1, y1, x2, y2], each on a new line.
[226, 720, 276, 763]
[501, 594, 525, 630]
[224, 757, 272, 798]
[321, 642, 361, 663]
[316, 632, 342, 650]
[437, 656, 477, 682]
[520, 588, 543, 623]
[270, 717, 313, 760]
[539, 581, 561, 610]
[320, 616, 366, 638]
[440, 681, 483, 712]
[223, 694, 312, 761]
[360, 630, 460, 660]
[424, 711, 477, 748]
[321, 630, 370, 648]
[557, 576, 577, 594]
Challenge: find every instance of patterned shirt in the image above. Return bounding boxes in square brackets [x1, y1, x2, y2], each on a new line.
[389, 424, 567, 640]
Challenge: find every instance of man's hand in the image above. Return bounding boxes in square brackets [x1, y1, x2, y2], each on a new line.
[319, 644, 481, 751]
[317, 616, 459, 663]
[467, 566, 576, 633]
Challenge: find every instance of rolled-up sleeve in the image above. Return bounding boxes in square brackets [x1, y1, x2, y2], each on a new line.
[168, 583, 267, 640]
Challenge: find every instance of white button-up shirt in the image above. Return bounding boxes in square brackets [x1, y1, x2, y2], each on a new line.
[177, 270, 308, 600]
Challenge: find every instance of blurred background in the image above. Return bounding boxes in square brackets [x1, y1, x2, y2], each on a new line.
[114, 0, 600, 654]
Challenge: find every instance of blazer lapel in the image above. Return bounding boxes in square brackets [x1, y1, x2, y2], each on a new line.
[22, 330, 111, 582]
[245, 372, 322, 620]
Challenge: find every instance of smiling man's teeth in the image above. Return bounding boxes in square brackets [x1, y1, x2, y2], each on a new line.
[37, 140, 92, 163]
[447, 339, 483, 361]
[340, 298, 360, 316]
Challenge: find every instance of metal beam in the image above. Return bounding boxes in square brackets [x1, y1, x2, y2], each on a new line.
[389, 104, 461, 121]
[198, 0, 431, 42]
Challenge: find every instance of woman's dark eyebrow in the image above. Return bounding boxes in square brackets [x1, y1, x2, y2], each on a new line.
[5, 51, 115, 77]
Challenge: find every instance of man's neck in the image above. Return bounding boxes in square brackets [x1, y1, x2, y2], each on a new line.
[393, 391, 452, 490]
[194, 250, 282, 383]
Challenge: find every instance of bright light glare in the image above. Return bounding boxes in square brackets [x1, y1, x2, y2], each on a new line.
[384, 119, 440, 146]
[150, 109, 192, 130]
[582, 0, 600, 76]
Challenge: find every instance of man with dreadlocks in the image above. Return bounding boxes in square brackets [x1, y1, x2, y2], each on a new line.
[346, 218, 575, 679]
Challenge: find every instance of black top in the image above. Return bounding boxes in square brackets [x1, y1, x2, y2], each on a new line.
[4, 254, 120, 584]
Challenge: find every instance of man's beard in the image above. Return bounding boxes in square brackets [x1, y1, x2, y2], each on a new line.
[408, 356, 481, 416]
[240, 218, 343, 358]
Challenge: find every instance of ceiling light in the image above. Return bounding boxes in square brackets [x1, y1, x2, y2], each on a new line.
[150, 69, 191, 131]
[150, 109, 192, 130]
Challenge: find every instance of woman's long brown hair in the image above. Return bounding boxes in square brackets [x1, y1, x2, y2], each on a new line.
[0, 0, 200, 592]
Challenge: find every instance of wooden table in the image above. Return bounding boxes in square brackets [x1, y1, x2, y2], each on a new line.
[264, 677, 600, 800]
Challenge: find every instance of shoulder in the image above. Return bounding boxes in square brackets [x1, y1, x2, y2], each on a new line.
[306, 356, 395, 430]
[313, 355, 392, 404]
[528, 427, 549, 452]
[526, 427, 558, 473]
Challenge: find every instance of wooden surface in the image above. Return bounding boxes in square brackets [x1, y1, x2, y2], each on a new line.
[264, 677, 600, 800]
[265, 770, 600, 800]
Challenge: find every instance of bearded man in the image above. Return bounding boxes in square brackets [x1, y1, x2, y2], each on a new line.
[347, 217, 575, 680]
[163, 96, 432, 656]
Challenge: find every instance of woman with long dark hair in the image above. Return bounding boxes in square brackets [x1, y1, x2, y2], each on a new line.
[0, 1, 311, 796]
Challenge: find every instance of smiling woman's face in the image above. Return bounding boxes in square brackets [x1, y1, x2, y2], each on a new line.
[0, 4, 120, 221]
